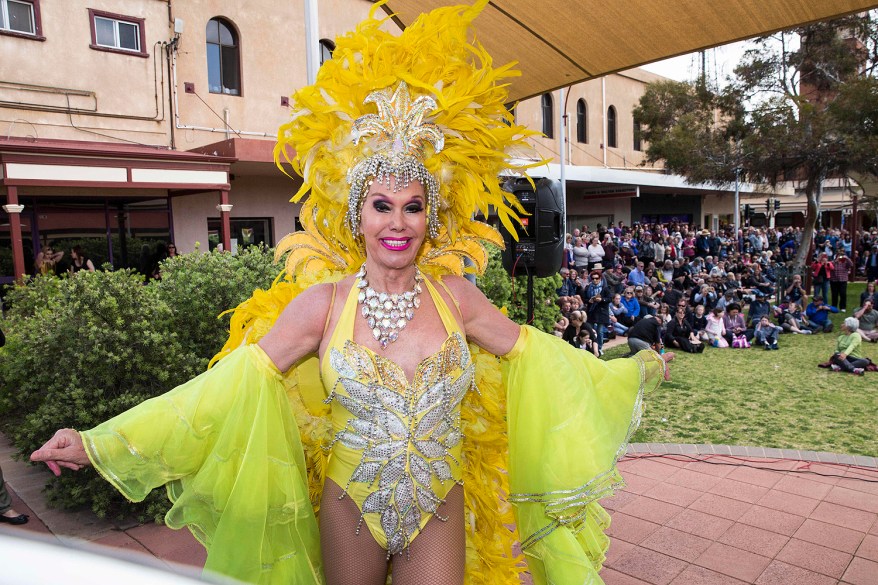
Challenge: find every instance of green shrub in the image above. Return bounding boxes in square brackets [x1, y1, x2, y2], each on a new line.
[0, 270, 202, 521]
[477, 245, 561, 333]
[152, 245, 279, 367]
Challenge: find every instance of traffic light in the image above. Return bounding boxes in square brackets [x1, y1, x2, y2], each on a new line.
[743, 204, 752, 218]
[774, 199, 781, 211]
[765, 199, 771, 213]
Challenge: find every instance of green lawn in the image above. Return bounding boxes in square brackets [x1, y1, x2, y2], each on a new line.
[605, 283, 878, 457]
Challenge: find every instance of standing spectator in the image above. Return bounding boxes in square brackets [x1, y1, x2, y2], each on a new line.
[571, 237, 589, 271]
[754, 316, 782, 350]
[805, 296, 838, 333]
[860, 281, 877, 307]
[854, 299, 878, 343]
[867, 245, 878, 282]
[829, 317, 868, 375]
[830, 250, 853, 312]
[582, 269, 611, 355]
[585, 237, 605, 272]
[811, 253, 833, 303]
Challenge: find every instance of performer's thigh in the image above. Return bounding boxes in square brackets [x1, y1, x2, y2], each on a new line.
[392, 484, 465, 585]
[320, 479, 388, 585]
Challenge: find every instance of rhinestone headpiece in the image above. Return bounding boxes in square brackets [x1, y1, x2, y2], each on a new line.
[346, 82, 444, 239]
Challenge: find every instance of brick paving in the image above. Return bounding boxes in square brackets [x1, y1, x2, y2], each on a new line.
[3, 430, 878, 584]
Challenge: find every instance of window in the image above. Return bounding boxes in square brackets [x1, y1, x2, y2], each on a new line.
[207, 18, 241, 96]
[607, 105, 617, 148]
[319, 39, 335, 65]
[633, 120, 642, 151]
[0, 0, 42, 38]
[88, 10, 146, 56]
[576, 99, 587, 143]
[207, 217, 273, 252]
[541, 93, 554, 139]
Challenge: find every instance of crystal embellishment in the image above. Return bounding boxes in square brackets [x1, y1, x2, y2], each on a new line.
[326, 332, 474, 556]
[355, 264, 423, 349]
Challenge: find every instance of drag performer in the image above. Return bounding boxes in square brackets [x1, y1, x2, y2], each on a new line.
[31, 3, 667, 584]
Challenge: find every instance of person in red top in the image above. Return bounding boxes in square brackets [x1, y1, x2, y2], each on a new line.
[811, 252, 834, 305]
[830, 250, 854, 312]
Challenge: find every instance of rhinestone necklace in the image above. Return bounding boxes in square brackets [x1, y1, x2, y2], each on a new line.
[356, 264, 423, 348]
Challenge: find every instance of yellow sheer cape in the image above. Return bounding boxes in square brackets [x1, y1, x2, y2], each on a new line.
[81, 279, 663, 585]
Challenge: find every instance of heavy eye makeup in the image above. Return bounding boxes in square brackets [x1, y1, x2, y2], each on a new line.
[371, 197, 424, 214]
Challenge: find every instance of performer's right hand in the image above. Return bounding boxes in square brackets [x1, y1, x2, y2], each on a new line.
[30, 429, 91, 476]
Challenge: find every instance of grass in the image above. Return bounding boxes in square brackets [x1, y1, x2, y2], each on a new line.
[604, 282, 878, 458]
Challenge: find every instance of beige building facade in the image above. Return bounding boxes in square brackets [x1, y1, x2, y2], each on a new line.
[3, 0, 828, 283]
[0, 0, 375, 281]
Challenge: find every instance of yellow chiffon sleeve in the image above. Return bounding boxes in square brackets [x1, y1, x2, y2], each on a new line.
[503, 326, 664, 585]
[80, 344, 323, 585]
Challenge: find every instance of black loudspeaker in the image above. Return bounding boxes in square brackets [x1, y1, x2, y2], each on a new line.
[501, 177, 564, 277]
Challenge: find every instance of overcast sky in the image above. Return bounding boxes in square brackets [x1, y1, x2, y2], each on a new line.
[639, 41, 749, 84]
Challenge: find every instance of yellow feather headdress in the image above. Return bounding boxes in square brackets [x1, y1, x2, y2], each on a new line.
[274, 0, 543, 278]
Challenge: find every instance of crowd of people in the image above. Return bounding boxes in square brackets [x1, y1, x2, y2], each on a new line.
[553, 222, 878, 373]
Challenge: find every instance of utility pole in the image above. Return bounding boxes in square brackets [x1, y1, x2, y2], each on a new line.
[734, 167, 741, 252]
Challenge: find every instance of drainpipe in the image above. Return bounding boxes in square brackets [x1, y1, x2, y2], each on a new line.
[601, 77, 607, 167]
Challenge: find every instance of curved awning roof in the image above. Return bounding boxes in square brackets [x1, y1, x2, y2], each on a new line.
[379, 0, 878, 102]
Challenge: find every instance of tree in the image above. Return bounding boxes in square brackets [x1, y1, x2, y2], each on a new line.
[634, 14, 878, 273]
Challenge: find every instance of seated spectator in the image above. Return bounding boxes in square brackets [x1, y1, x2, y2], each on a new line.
[754, 315, 782, 350]
[619, 287, 640, 325]
[628, 261, 648, 286]
[626, 314, 664, 354]
[854, 299, 878, 343]
[665, 306, 705, 353]
[562, 310, 586, 347]
[829, 317, 869, 375]
[688, 304, 709, 342]
[693, 283, 718, 311]
[860, 280, 877, 307]
[656, 302, 673, 327]
[575, 328, 600, 357]
[722, 303, 749, 346]
[784, 274, 807, 305]
[553, 316, 569, 338]
[609, 293, 630, 336]
[636, 286, 659, 316]
[36, 245, 64, 276]
[805, 296, 838, 333]
[716, 289, 737, 312]
[658, 260, 675, 283]
[747, 291, 772, 328]
[781, 301, 813, 334]
[557, 267, 578, 296]
[604, 263, 625, 295]
[705, 307, 728, 347]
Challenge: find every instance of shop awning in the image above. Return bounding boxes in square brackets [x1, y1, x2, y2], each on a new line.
[379, 0, 878, 102]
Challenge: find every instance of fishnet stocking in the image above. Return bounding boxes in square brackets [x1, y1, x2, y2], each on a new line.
[320, 479, 388, 585]
[391, 484, 465, 585]
[319, 480, 466, 585]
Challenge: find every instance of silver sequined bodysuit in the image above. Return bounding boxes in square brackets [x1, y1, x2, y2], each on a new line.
[320, 277, 475, 555]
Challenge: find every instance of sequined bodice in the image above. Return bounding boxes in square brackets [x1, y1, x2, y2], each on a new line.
[321, 278, 474, 554]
